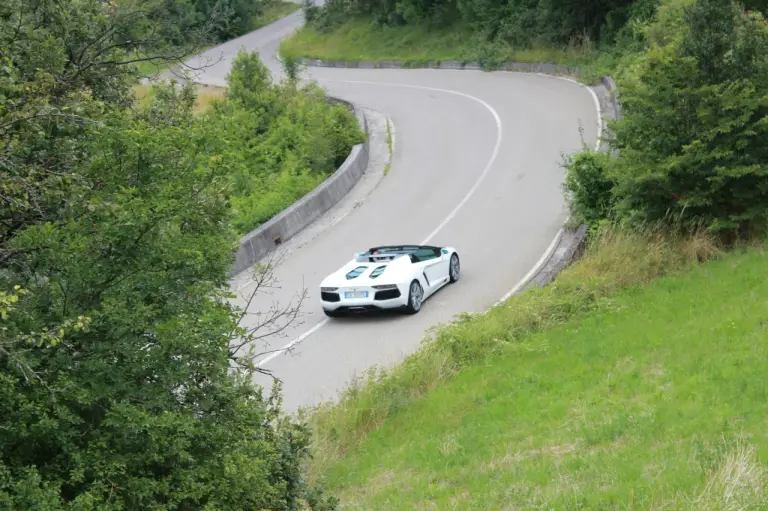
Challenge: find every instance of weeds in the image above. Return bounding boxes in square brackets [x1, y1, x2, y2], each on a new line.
[682, 442, 768, 511]
[383, 119, 393, 176]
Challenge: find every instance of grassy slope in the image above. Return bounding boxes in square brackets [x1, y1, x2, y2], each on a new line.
[306, 230, 768, 509]
[279, 18, 607, 71]
[281, 20, 476, 62]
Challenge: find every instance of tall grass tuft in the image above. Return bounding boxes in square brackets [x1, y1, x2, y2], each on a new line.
[661, 441, 768, 510]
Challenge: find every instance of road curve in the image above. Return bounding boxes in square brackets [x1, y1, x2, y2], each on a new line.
[183, 8, 600, 411]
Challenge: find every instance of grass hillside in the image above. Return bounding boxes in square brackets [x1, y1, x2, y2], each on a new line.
[306, 229, 768, 509]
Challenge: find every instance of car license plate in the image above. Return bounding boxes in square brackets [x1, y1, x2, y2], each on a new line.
[344, 291, 368, 299]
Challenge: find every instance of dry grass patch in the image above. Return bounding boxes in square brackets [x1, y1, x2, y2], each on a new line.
[132, 84, 226, 114]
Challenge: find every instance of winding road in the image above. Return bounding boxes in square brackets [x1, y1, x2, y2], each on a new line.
[179, 7, 600, 411]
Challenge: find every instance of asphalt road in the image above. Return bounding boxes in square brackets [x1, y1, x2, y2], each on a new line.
[182, 8, 600, 411]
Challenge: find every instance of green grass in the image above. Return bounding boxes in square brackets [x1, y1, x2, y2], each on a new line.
[303, 227, 768, 508]
[321, 242, 768, 508]
[132, 47, 214, 79]
[281, 19, 477, 63]
[279, 18, 618, 80]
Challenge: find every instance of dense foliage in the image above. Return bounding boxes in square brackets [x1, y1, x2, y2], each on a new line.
[564, 0, 768, 236]
[1, 0, 353, 508]
[203, 50, 364, 233]
[159, 0, 284, 46]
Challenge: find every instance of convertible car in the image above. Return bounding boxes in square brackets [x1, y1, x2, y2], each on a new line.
[319, 245, 461, 317]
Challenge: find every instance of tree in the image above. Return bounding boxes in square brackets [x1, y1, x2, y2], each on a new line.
[608, 0, 768, 234]
[0, 82, 336, 509]
[0, 1, 339, 508]
[0, 0, 224, 265]
[203, 49, 364, 234]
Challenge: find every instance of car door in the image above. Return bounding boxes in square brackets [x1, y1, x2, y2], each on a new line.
[413, 247, 445, 292]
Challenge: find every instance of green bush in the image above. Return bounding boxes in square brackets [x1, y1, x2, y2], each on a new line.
[1, 69, 337, 511]
[562, 0, 768, 237]
[562, 150, 617, 226]
[0, 3, 359, 507]
[193, 49, 364, 234]
[609, 0, 768, 234]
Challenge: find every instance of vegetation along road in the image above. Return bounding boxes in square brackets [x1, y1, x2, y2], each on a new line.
[172, 1, 602, 412]
[6, 0, 768, 507]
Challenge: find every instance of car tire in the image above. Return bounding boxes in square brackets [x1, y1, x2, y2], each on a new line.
[403, 280, 424, 314]
[449, 253, 460, 283]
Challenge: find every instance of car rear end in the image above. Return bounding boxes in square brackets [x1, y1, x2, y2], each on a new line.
[320, 257, 411, 314]
[320, 281, 410, 313]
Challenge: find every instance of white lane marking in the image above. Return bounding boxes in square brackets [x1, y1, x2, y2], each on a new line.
[540, 74, 603, 149]
[258, 317, 328, 366]
[256, 76, 602, 368]
[494, 224, 566, 307]
[338, 80, 503, 245]
[256, 82, 502, 368]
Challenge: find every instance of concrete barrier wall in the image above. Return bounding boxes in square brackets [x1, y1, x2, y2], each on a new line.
[295, 58, 580, 76]
[230, 99, 370, 276]
[600, 75, 623, 121]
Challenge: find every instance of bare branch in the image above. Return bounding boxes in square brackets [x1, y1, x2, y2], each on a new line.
[227, 250, 313, 375]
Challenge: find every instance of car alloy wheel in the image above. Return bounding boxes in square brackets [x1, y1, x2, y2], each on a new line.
[449, 253, 460, 282]
[409, 280, 423, 312]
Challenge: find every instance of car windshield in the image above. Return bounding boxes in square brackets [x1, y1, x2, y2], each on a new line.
[356, 245, 440, 263]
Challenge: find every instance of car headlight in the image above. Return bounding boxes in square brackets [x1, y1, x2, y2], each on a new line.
[372, 284, 397, 290]
[321, 287, 338, 291]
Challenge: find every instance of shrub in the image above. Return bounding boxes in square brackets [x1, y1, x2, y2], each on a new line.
[197, 49, 364, 234]
[562, 149, 617, 226]
[0, 80, 337, 510]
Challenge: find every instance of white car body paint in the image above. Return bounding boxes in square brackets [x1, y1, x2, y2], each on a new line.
[319, 245, 460, 314]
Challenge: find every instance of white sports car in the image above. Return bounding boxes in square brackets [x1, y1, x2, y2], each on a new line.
[319, 245, 461, 317]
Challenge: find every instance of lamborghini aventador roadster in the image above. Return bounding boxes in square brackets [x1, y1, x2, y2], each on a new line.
[319, 245, 461, 317]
